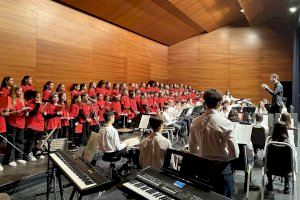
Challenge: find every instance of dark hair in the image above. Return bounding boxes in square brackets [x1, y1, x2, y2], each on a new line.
[104, 111, 115, 122]
[129, 90, 135, 98]
[71, 94, 80, 104]
[272, 121, 289, 142]
[56, 84, 64, 92]
[280, 112, 292, 128]
[149, 115, 164, 131]
[58, 92, 67, 105]
[43, 81, 53, 91]
[88, 82, 94, 89]
[228, 109, 241, 122]
[49, 92, 58, 103]
[70, 83, 78, 91]
[80, 83, 86, 91]
[203, 89, 222, 109]
[21, 75, 31, 86]
[255, 113, 263, 123]
[1, 76, 12, 88]
[24, 90, 38, 101]
[97, 80, 105, 88]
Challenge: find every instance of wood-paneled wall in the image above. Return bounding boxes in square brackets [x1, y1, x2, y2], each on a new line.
[0, 0, 168, 92]
[168, 19, 294, 103]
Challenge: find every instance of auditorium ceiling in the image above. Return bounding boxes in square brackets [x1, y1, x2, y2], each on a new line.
[56, 0, 295, 45]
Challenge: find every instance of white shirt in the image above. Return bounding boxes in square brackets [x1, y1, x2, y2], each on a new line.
[189, 109, 239, 162]
[161, 111, 175, 126]
[98, 124, 126, 153]
[139, 132, 173, 171]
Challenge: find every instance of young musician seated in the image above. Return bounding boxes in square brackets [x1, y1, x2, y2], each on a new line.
[97, 112, 127, 158]
[139, 115, 173, 171]
[252, 113, 269, 135]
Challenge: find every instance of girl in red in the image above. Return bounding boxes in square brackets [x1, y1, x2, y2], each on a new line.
[112, 96, 122, 119]
[42, 81, 54, 102]
[97, 93, 105, 124]
[121, 90, 130, 112]
[24, 90, 44, 162]
[153, 92, 160, 112]
[135, 90, 141, 109]
[44, 92, 62, 139]
[56, 84, 65, 94]
[140, 93, 150, 114]
[104, 95, 112, 111]
[80, 83, 87, 94]
[139, 83, 146, 94]
[105, 81, 112, 97]
[3, 85, 29, 167]
[21, 75, 35, 93]
[128, 90, 138, 120]
[58, 92, 69, 138]
[69, 94, 81, 147]
[70, 83, 81, 99]
[0, 108, 9, 170]
[78, 93, 91, 145]
[89, 95, 100, 132]
[87, 82, 96, 97]
[96, 80, 106, 96]
[112, 83, 121, 97]
[0, 76, 14, 97]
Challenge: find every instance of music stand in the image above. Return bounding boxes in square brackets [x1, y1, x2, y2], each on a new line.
[138, 115, 150, 138]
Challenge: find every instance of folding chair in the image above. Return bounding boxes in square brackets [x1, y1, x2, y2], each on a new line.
[261, 141, 296, 200]
[232, 144, 253, 199]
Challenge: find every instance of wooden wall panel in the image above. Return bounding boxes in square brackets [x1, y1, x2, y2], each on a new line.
[168, 20, 293, 104]
[0, 0, 167, 92]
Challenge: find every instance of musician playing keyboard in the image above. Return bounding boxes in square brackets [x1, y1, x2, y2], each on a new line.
[139, 115, 174, 171]
[97, 111, 128, 158]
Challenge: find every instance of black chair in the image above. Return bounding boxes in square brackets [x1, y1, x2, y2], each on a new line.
[102, 152, 121, 179]
[251, 127, 266, 154]
[232, 144, 253, 199]
[261, 141, 296, 199]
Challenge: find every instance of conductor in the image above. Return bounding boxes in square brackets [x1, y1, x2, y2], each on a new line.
[261, 74, 284, 114]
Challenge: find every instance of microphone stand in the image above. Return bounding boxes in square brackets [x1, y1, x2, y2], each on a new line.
[0, 134, 29, 160]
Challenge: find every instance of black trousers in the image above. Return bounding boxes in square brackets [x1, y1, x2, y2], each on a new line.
[210, 162, 235, 199]
[24, 128, 43, 156]
[58, 126, 69, 138]
[81, 122, 90, 145]
[90, 124, 100, 133]
[271, 105, 282, 114]
[3, 124, 25, 164]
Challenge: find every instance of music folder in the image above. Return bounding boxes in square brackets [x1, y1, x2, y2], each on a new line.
[138, 115, 150, 129]
[233, 123, 253, 144]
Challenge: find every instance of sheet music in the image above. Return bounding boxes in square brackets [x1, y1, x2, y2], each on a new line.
[186, 108, 193, 116]
[139, 115, 150, 129]
[82, 132, 101, 163]
[262, 115, 268, 128]
[288, 129, 295, 145]
[233, 123, 253, 144]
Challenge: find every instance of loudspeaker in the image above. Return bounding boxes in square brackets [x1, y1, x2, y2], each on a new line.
[281, 81, 292, 108]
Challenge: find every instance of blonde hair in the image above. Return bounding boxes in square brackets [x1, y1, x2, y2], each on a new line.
[9, 85, 24, 107]
[280, 112, 292, 128]
[271, 74, 280, 81]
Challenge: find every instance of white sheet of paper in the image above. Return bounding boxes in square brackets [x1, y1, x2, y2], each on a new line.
[262, 115, 268, 128]
[288, 129, 295, 145]
[234, 123, 253, 144]
[139, 115, 150, 129]
[186, 108, 193, 116]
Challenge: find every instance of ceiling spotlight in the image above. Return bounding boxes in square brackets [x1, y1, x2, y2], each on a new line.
[240, 9, 244, 13]
[289, 6, 297, 13]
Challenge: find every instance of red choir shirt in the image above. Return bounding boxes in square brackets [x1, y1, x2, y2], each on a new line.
[87, 89, 96, 97]
[129, 98, 138, 112]
[60, 103, 69, 127]
[112, 101, 122, 114]
[0, 87, 10, 97]
[8, 98, 26, 129]
[78, 103, 91, 124]
[140, 87, 146, 94]
[70, 90, 81, 99]
[90, 104, 99, 126]
[146, 87, 154, 93]
[140, 98, 149, 114]
[159, 97, 167, 108]
[112, 89, 120, 97]
[105, 89, 112, 97]
[26, 101, 44, 131]
[44, 103, 61, 130]
[21, 85, 35, 93]
[0, 110, 6, 133]
[121, 95, 130, 109]
[42, 90, 52, 101]
[135, 95, 141, 106]
[69, 103, 81, 118]
[97, 100, 105, 122]
[96, 87, 106, 96]
[153, 87, 160, 93]
[104, 101, 112, 111]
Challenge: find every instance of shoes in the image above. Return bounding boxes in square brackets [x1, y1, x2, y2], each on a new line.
[16, 159, 26, 165]
[284, 186, 291, 194]
[0, 164, 3, 171]
[9, 161, 17, 167]
[266, 183, 273, 191]
[39, 155, 45, 159]
[249, 183, 260, 191]
[28, 153, 37, 162]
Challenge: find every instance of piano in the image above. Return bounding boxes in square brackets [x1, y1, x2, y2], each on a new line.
[49, 150, 113, 199]
[121, 167, 230, 200]
[120, 149, 231, 200]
